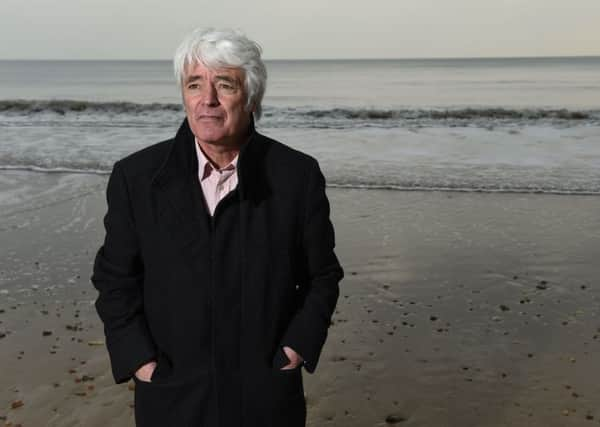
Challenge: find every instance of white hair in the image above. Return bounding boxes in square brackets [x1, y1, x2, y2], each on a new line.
[174, 28, 267, 121]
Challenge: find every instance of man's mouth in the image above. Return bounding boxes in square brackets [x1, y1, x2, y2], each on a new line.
[198, 115, 223, 121]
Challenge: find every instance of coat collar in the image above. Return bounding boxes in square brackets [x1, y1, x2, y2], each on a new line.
[151, 117, 269, 204]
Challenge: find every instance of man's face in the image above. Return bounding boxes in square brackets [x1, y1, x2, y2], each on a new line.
[181, 61, 252, 147]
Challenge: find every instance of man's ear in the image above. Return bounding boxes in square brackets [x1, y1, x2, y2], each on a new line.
[246, 102, 256, 122]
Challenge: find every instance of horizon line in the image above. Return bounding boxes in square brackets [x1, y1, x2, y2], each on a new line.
[0, 54, 599, 62]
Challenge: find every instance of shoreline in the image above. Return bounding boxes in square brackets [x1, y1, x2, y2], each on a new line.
[1, 168, 600, 197]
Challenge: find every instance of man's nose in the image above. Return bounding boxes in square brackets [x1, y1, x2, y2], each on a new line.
[202, 84, 219, 106]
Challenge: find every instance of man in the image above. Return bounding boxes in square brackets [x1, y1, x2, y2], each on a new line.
[91, 28, 343, 427]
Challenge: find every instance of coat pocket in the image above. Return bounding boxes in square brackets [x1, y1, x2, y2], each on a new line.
[270, 347, 305, 400]
[271, 345, 292, 370]
[133, 372, 212, 427]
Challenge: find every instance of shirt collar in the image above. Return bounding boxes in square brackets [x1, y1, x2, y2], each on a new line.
[194, 137, 239, 181]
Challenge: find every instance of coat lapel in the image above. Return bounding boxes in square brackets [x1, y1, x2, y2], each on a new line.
[236, 120, 272, 206]
[150, 119, 207, 277]
[149, 117, 272, 278]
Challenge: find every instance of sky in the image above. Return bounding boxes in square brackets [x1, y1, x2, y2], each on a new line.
[1, 0, 599, 60]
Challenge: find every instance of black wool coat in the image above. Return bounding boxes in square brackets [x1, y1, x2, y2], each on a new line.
[91, 118, 344, 427]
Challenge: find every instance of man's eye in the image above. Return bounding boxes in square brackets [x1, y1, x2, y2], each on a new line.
[218, 83, 236, 92]
[187, 83, 200, 90]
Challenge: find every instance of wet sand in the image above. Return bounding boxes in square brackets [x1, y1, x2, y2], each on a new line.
[1, 170, 600, 427]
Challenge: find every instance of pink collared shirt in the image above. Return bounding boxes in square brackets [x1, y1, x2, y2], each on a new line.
[194, 138, 239, 216]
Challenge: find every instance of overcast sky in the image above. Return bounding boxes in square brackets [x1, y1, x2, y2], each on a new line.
[1, 0, 599, 60]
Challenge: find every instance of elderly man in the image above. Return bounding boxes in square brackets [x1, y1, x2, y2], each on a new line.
[91, 28, 343, 427]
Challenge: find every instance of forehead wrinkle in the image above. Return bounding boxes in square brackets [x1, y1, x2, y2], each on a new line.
[184, 63, 243, 81]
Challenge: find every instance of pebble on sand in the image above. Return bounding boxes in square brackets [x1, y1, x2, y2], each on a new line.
[74, 375, 94, 383]
[385, 414, 407, 424]
[10, 400, 24, 409]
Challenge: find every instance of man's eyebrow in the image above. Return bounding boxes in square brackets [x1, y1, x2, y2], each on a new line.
[214, 75, 238, 84]
[184, 75, 203, 84]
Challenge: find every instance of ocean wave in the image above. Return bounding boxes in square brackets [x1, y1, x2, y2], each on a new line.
[0, 99, 182, 115]
[1, 100, 599, 127]
[327, 183, 600, 196]
[0, 164, 110, 175]
[295, 107, 597, 121]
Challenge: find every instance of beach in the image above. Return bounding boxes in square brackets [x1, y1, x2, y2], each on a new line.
[1, 169, 599, 426]
[2, 56, 600, 426]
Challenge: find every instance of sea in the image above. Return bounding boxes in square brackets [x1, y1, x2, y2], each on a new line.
[1, 57, 600, 195]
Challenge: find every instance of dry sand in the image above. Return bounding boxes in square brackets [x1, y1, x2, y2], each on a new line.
[1, 170, 600, 427]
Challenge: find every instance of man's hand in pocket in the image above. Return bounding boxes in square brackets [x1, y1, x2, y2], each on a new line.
[280, 346, 304, 370]
[135, 360, 157, 382]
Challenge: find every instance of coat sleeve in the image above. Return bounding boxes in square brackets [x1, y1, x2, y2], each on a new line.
[280, 157, 344, 374]
[91, 161, 157, 384]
